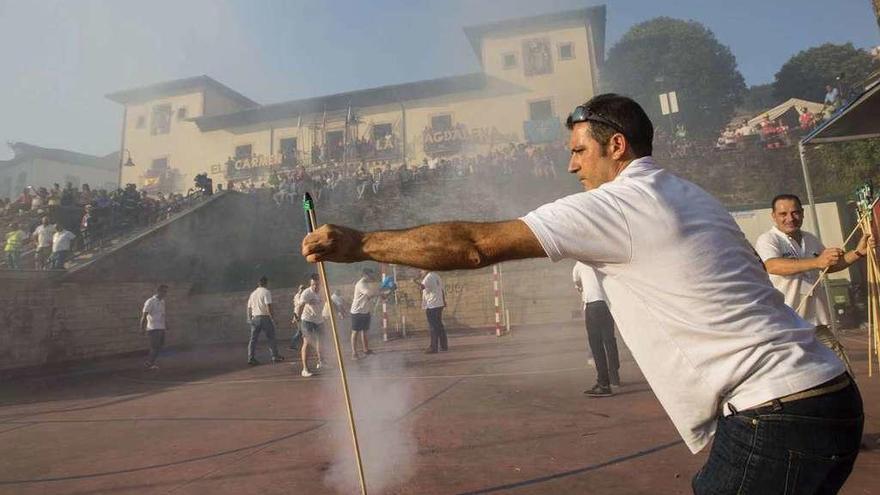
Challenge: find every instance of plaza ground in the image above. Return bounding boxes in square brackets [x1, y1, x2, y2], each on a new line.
[1, 324, 878, 494]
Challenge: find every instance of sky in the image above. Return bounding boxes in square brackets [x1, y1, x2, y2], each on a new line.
[0, 0, 877, 159]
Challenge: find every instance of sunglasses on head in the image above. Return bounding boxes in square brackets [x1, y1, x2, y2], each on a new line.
[566, 105, 627, 136]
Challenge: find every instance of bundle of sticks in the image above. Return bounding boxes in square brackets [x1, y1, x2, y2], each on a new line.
[857, 184, 880, 377]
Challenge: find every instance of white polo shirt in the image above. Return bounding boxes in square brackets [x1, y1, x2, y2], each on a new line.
[754, 227, 830, 326]
[142, 295, 166, 331]
[52, 230, 75, 252]
[299, 286, 325, 324]
[572, 261, 606, 304]
[247, 287, 272, 317]
[421, 272, 444, 309]
[33, 224, 56, 248]
[350, 277, 380, 315]
[521, 156, 843, 454]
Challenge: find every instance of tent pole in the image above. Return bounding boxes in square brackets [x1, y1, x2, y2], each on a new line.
[798, 141, 838, 333]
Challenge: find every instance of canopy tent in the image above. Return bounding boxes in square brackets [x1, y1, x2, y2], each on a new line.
[798, 77, 880, 328]
[747, 98, 824, 129]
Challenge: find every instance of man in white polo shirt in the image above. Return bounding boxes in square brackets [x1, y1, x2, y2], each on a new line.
[302, 94, 863, 494]
[246, 276, 284, 366]
[31, 216, 55, 270]
[349, 268, 382, 359]
[295, 273, 328, 377]
[573, 261, 620, 397]
[755, 193, 872, 373]
[415, 269, 447, 353]
[140, 284, 168, 370]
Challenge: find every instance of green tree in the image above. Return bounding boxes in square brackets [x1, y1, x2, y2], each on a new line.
[773, 43, 879, 102]
[602, 17, 746, 139]
[811, 139, 880, 198]
[740, 83, 776, 113]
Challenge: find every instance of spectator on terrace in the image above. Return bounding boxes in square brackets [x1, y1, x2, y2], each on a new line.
[80, 205, 97, 250]
[79, 184, 93, 206]
[355, 166, 370, 199]
[4, 222, 27, 269]
[799, 107, 816, 131]
[13, 188, 32, 213]
[32, 216, 55, 270]
[30, 187, 46, 210]
[824, 84, 840, 110]
[61, 182, 77, 206]
[46, 188, 61, 211]
[50, 224, 75, 269]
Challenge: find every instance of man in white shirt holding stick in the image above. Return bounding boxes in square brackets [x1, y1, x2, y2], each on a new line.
[302, 94, 864, 494]
[755, 193, 872, 374]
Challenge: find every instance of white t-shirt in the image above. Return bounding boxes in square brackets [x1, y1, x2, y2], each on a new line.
[572, 261, 606, 304]
[33, 225, 56, 248]
[421, 272, 444, 309]
[52, 230, 75, 252]
[754, 227, 830, 326]
[142, 295, 166, 331]
[247, 287, 272, 317]
[299, 286, 325, 324]
[350, 277, 380, 314]
[521, 156, 843, 454]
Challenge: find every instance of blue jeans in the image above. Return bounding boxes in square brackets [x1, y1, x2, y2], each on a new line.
[248, 316, 279, 360]
[693, 377, 863, 494]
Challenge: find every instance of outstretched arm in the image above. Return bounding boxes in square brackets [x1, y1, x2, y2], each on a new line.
[302, 220, 546, 271]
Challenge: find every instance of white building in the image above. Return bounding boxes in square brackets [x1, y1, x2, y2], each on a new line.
[0, 142, 119, 200]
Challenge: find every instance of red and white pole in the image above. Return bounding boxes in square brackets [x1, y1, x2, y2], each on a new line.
[381, 263, 389, 342]
[493, 264, 502, 337]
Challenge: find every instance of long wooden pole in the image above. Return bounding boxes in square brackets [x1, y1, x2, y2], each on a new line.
[303, 192, 368, 495]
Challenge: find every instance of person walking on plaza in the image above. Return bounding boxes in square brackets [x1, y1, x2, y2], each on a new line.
[246, 276, 284, 366]
[296, 274, 332, 377]
[4, 222, 27, 269]
[289, 284, 306, 351]
[755, 193, 873, 374]
[573, 261, 620, 397]
[140, 284, 168, 370]
[349, 268, 382, 359]
[414, 269, 447, 353]
[31, 216, 55, 270]
[303, 94, 863, 494]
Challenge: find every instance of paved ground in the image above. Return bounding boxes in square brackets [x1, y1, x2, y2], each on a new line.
[1, 325, 878, 495]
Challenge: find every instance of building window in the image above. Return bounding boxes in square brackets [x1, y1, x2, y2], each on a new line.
[150, 104, 172, 135]
[431, 114, 452, 131]
[529, 99, 554, 121]
[235, 144, 253, 159]
[279, 137, 297, 166]
[502, 52, 517, 70]
[136, 115, 146, 129]
[151, 158, 168, 170]
[558, 42, 574, 60]
[177, 107, 188, 120]
[522, 38, 553, 76]
[372, 123, 393, 141]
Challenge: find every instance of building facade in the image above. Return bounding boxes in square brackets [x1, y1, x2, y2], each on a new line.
[107, 7, 606, 191]
[0, 142, 119, 200]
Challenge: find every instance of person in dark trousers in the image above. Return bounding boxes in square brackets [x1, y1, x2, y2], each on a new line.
[246, 276, 284, 365]
[140, 284, 168, 370]
[573, 261, 620, 396]
[415, 269, 447, 353]
[302, 94, 863, 494]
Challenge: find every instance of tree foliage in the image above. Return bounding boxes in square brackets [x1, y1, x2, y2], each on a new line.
[602, 17, 746, 139]
[773, 43, 879, 102]
[811, 139, 880, 198]
[740, 84, 776, 113]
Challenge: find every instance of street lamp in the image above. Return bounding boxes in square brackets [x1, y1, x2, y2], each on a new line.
[118, 148, 136, 188]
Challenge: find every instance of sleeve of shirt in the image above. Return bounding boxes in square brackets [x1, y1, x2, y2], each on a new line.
[754, 233, 783, 262]
[264, 291, 272, 305]
[520, 190, 632, 263]
[143, 299, 153, 315]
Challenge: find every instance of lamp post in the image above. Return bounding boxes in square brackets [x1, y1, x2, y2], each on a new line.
[118, 148, 135, 189]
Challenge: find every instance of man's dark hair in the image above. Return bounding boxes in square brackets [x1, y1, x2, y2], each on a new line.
[309, 273, 319, 282]
[771, 194, 803, 211]
[567, 93, 654, 158]
[362, 268, 375, 276]
[157, 284, 169, 292]
[258, 276, 269, 286]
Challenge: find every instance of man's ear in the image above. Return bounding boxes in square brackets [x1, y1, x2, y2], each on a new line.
[609, 134, 629, 160]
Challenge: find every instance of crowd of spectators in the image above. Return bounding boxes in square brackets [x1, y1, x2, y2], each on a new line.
[227, 141, 569, 208]
[1, 180, 209, 270]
